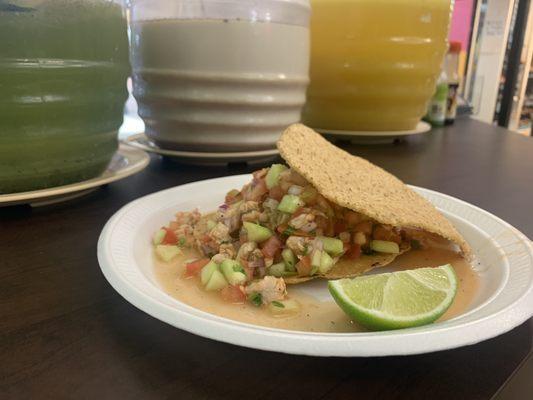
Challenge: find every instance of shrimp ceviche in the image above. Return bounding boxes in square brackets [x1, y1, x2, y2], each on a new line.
[153, 164, 418, 312]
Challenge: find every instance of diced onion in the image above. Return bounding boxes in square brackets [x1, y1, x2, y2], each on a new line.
[288, 185, 303, 196]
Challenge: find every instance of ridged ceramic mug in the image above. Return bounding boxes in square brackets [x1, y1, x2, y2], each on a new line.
[129, 0, 310, 152]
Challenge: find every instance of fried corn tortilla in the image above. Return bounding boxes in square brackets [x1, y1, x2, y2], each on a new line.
[284, 246, 410, 284]
[277, 124, 469, 283]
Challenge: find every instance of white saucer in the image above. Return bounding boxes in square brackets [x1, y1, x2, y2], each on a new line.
[316, 121, 432, 144]
[123, 134, 279, 165]
[0, 145, 150, 207]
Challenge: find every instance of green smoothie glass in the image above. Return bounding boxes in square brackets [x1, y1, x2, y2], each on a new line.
[0, 0, 130, 193]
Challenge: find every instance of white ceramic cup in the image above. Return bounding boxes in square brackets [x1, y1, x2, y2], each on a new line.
[129, 0, 310, 152]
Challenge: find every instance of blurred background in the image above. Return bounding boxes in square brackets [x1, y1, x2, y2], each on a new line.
[121, 0, 533, 138]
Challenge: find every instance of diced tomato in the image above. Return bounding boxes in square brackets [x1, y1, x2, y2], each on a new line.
[161, 227, 178, 245]
[315, 215, 328, 231]
[220, 285, 246, 303]
[295, 255, 312, 276]
[277, 224, 288, 234]
[345, 211, 361, 227]
[334, 220, 347, 235]
[354, 220, 373, 235]
[373, 225, 402, 244]
[261, 235, 282, 258]
[185, 258, 210, 277]
[268, 185, 284, 201]
[345, 244, 361, 260]
[325, 220, 334, 237]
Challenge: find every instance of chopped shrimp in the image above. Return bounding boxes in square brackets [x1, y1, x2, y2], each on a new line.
[219, 243, 236, 259]
[209, 222, 231, 245]
[174, 209, 201, 226]
[242, 210, 261, 223]
[285, 236, 313, 255]
[237, 241, 257, 261]
[245, 276, 287, 304]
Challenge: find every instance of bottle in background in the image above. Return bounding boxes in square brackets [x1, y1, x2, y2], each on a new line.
[425, 69, 449, 127]
[445, 41, 461, 125]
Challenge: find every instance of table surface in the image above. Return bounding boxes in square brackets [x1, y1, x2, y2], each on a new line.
[1, 118, 532, 400]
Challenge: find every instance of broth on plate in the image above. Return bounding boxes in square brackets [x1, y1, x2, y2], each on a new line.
[154, 247, 479, 333]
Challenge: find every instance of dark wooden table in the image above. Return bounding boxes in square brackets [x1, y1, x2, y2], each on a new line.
[1, 118, 532, 400]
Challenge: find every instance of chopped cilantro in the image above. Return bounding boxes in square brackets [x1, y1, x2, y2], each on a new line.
[271, 301, 285, 308]
[249, 292, 263, 307]
[179, 237, 186, 246]
[233, 264, 245, 273]
[283, 226, 296, 236]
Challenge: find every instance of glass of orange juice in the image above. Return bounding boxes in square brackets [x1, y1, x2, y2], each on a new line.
[303, 0, 452, 132]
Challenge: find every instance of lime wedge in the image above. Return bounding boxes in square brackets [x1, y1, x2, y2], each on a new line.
[328, 265, 457, 330]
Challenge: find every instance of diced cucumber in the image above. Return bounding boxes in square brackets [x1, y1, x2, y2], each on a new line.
[311, 250, 322, 268]
[220, 259, 244, 276]
[318, 251, 334, 274]
[281, 248, 297, 271]
[268, 299, 300, 315]
[310, 250, 322, 275]
[155, 245, 182, 262]
[248, 292, 263, 306]
[153, 229, 166, 245]
[268, 262, 286, 277]
[205, 270, 228, 291]
[228, 272, 247, 286]
[370, 240, 400, 254]
[200, 260, 219, 286]
[282, 272, 297, 277]
[243, 221, 273, 243]
[265, 164, 287, 189]
[277, 195, 304, 214]
[220, 259, 247, 285]
[319, 236, 344, 256]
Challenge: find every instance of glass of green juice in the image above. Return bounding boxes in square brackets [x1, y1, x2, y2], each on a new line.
[0, 0, 130, 194]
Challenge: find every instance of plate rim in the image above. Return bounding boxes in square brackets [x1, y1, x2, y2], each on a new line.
[123, 133, 279, 159]
[97, 174, 533, 357]
[0, 145, 150, 203]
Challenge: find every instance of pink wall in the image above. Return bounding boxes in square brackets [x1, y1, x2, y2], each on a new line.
[449, 0, 475, 52]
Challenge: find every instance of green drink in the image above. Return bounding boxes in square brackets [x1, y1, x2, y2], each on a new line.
[0, 0, 130, 193]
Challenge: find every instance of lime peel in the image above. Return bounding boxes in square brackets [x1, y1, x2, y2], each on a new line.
[328, 264, 457, 330]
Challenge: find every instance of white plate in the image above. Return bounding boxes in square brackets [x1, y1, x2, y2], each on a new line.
[0, 145, 150, 207]
[97, 175, 533, 357]
[123, 134, 279, 165]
